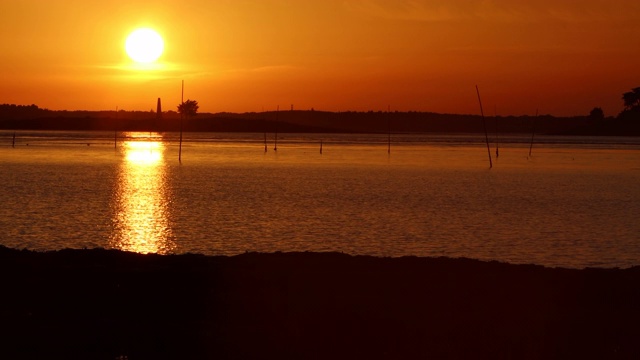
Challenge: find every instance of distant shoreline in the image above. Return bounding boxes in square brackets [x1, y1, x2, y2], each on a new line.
[2, 108, 640, 136]
[2, 246, 639, 359]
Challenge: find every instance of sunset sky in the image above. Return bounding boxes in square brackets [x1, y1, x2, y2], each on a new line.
[1, 0, 639, 116]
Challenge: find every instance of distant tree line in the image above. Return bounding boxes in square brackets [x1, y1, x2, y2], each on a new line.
[2, 87, 640, 135]
[0, 104, 48, 119]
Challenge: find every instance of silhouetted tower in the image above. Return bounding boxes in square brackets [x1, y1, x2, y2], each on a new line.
[156, 98, 162, 120]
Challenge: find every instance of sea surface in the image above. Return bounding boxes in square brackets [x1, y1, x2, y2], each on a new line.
[1, 130, 639, 269]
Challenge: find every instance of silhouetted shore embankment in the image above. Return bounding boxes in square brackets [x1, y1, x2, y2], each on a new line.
[2, 108, 640, 135]
[1, 246, 639, 359]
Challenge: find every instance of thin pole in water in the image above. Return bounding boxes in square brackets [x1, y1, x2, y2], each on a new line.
[12, 132, 16, 148]
[494, 105, 499, 158]
[387, 105, 391, 154]
[528, 109, 538, 158]
[179, 80, 184, 163]
[114, 106, 118, 149]
[274, 105, 279, 151]
[263, 109, 268, 152]
[475, 85, 493, 169]
[320, 139, 323, 154]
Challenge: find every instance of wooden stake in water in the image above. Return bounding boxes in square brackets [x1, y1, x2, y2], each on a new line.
[274, 105, 279, 151]
[263, 111, 268, 152]
[494, 105, 499, 158]
[528, 109, 538, 158]
[114, 106, 118, 149]
[475, 85, 493, 169]
[179, 80, 184, 163]
[320, 140, 323, 154]
[12, 132, 16, 148]
[387, 105, 391, 154]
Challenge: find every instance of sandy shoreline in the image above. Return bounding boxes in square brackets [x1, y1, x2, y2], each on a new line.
[1, 246, 639, 359]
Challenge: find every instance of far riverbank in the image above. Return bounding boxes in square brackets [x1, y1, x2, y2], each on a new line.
[2, 107, 640, 135]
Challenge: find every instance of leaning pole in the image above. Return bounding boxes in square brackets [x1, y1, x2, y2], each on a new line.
[475, 85, 493, 169]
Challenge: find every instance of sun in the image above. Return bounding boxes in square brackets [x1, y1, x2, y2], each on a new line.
[125, 28, 164, 63]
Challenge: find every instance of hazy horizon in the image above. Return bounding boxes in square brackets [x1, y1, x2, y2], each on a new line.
[0, 102, 609, 117]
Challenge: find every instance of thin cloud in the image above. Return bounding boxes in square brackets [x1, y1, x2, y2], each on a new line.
[223, 65, 302, 75]
[345, 0, 639, 23]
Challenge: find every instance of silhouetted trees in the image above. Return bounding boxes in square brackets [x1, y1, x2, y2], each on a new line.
[0, 103, 48, 119]
[622, 87, 640, 110]
[618, 87, 640, 122]
[589, 107, 605, 121]
[178, 100, 199, 118]
[589, 107, 604, 121]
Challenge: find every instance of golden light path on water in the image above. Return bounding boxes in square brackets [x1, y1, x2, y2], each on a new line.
[110, 133, 175, 254]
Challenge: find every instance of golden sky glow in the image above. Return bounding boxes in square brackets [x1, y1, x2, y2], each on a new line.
[1, 0, 639, 116]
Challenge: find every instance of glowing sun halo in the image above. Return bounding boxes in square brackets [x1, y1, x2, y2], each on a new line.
[125, 28, 164, 63]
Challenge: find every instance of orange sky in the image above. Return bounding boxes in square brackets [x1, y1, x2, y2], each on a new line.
[1, 0, 639, 116]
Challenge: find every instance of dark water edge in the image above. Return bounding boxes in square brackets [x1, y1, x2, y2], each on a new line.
[1, 246, 639, 360]
[2, 109, 640, 136]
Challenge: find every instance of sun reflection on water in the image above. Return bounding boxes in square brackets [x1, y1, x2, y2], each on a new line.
[111, 133, 175, 254]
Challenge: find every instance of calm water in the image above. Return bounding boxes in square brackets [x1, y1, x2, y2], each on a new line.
[1, 130, 639, 268]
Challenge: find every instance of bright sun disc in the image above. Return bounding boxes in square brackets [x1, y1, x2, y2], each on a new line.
[125, 28, 164, 63]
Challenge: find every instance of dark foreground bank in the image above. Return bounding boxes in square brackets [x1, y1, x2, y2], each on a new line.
[1, 246, 639, 360]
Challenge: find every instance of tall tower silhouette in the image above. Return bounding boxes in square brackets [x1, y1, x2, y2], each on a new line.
[156, 98, 162, 120]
